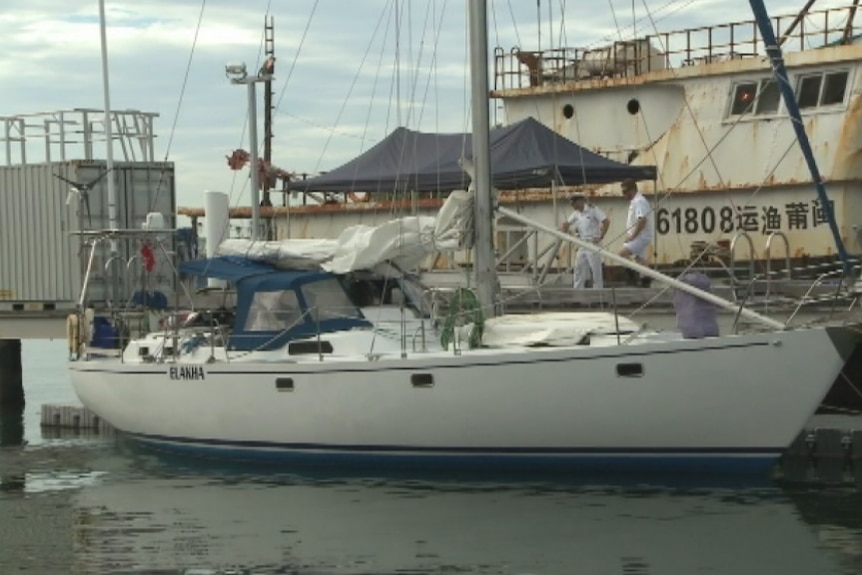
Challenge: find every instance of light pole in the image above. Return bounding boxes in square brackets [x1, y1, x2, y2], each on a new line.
[226, 58, 275, 241]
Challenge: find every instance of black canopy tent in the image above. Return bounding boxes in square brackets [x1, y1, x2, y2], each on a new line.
[288, 117, 656, 194]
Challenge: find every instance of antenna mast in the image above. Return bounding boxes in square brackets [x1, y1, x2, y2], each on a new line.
[263, 15, 275, 238]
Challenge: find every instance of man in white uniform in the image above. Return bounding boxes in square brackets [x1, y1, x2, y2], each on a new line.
[560, 193, 609, 288]
[618, 179, 654, 287]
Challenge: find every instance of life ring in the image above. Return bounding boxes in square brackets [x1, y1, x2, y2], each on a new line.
[66, 314, 80, 359]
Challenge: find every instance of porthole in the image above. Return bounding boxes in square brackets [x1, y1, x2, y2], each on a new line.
[562, 104, 574, 119]
[627, 98, 641, 115]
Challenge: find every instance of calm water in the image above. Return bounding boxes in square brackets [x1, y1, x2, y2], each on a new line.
[1, 339, 861, 575]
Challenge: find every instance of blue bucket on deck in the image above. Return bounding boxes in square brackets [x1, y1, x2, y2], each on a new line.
[131, 290, 169, 309]
[91, 316, 120, 349]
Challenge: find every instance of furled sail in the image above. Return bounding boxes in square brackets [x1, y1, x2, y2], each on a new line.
[216, 191, 473, 274]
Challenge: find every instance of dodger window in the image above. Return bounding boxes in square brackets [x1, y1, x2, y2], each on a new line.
[301, 278, 363, 323]
[244, 290, 303, 331]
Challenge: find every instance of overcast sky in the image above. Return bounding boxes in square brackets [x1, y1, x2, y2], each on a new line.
[1, 0, 820, 214]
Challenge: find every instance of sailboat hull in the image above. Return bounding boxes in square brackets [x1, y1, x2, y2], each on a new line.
[70, 326, 850, 473]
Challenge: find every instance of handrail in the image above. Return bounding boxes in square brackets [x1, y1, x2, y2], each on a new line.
[764, 231, 792, 313]
[122, 255, 142, 312]
[411, 321, 430, 353]
[764, 231, 792, 279]
[496, 228, 534, 271]
[785, 269, 845, 327]
[499, 205, 786, 330]
[537, 238, 564, 286]
[493, 4, 861, 90]
[729, 231, 756, 289]
[103, 254, 125, 308]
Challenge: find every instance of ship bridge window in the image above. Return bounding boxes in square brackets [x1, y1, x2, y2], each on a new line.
[755, 79, 780, 115]
[798, 75, 822, 108]
[729, 79, 780, 117]
[822, 71, 849, 106]
[730, 82, 757, 115]
[796, 70, 849, 108]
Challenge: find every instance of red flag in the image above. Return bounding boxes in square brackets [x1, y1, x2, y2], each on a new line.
[141, 243, 156, 273]
[226, 149, 251, 170]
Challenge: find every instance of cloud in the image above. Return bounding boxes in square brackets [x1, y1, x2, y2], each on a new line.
[1, 0, 836, 218]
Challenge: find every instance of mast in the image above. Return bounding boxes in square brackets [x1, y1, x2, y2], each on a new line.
[748, 0, 853, 278]
[468, 0, 498, 316]
[98, 0, 120, 305]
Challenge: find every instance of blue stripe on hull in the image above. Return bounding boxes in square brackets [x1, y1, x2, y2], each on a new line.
[129, 434, 781, 477]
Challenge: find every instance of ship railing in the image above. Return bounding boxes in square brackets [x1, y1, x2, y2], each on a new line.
[494, 4, 861, 90]
[785, 269, 850, 327]
[764, 231, 792, 314]
[729, 232, 757, 302]
[495, 221, 568, 286]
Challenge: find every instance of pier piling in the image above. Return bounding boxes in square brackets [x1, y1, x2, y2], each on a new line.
[0, 339, 24, 408]
[0, 404, 24, 447]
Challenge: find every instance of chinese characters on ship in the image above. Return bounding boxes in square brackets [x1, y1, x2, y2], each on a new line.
[655, 198, 834, 235]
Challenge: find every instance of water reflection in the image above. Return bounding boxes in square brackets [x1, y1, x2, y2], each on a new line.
[0, 404, 26, 493]
[0, 440, 859, 575]
[66, 460, 852, 575]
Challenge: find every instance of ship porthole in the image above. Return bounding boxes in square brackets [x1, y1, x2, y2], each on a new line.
[562, 104, 574, 119]
[627, 98, 641, 115]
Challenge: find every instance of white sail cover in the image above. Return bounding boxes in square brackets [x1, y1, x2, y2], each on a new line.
[217, 238, 338, 270]
[217, 191, 473, 274]
[457, 312, 642, 348]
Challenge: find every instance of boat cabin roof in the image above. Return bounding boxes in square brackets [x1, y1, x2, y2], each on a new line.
[179, 256, 371, 351]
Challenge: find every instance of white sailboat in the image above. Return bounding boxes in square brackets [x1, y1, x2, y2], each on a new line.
[68, 1, 856, 474]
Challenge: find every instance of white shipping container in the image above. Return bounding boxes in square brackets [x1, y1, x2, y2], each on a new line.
[0, 160, 175, 307]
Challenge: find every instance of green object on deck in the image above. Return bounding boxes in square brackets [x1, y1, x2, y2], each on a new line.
[440, 288, 484, 350]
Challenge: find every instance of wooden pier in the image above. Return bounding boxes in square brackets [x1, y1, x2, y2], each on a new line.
[40, 404, 115, 434]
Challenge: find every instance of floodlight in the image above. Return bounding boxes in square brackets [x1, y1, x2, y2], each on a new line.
[225, 62, 247, 81]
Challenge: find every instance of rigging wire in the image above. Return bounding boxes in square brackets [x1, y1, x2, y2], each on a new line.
[431, 0, 445, 191]
[499, 0, 826, 316]
[628, 0, 773, 274]
[362, 0, 401, 360]
[147, 0, 208, 214]
[356, 1, 397, 172]
[556, 0, 569, 50]
[306, 1, 392, 178]
[504, 0, 523, 47]
[272, 0, 319, 116]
